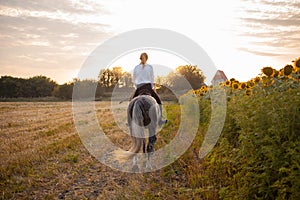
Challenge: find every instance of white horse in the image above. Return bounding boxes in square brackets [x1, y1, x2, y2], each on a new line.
[126, 94, 160, 170]
[115, 91, 161, 171]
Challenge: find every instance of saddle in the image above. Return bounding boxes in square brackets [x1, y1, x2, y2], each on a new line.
[129, 88, 152, 101]
[137, 88, 152, 96]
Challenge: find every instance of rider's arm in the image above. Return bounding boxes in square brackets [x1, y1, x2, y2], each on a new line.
[132, 66, 137, 89]
[150, 65, 155, 90]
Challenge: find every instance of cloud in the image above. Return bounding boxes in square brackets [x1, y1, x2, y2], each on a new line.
[238, 30, 300, 49]
[241, 16, 300, 27]
[258, 0, 300, 8]
[237, 48, 282, 57]
[0, 15, 111, 66]
[0, 0, 109, 15]
[0, 14, 109, 46]
[0, 0, 113, 83]
[236, 0, 300, 57]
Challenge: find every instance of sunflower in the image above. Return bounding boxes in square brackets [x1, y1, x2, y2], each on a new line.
[293, 57, 300, 69]
[232, 82, 239, 90]
[193, 89, 199, 97]
[224, 80, 231, 87]
[201, 90, 208, 94]
[201, 86, 208, 91]
[247, 80, 255, 88]
[254, 76, 261, 83]
[196, 89, 205, 96]
[244, 88, 252, 96]
[262, 66, 274, 77]
[273, 69, 279, 77]
[279, 68, 284, 76]
[239, 82, 247, 89]
[283, 64, 293, 76]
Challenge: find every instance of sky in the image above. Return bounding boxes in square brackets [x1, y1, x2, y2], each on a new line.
[0, 0, 299, 84]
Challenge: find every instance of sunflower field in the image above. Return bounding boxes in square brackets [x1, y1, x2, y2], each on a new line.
[178, 57, 300, 199]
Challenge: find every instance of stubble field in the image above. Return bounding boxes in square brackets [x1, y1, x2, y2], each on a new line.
[0, 101, 185, 200]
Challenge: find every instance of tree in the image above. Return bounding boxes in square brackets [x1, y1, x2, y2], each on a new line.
[98, 68, 117, 88]
[0, 75, 57, 98]
[0, 76, 19, 98]
[27, 76, 57, 97]
[52, 82, 74, 100]
[72, 79, 98, 100]
[166, 65, 206, 90]
[120, 72, 133, 88]
[111, 67, 123, 87]
[98, 67, 133, 89]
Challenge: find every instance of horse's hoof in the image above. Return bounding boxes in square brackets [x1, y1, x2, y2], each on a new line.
[146, 162, 152, 170]
[132, 165, 139, 172]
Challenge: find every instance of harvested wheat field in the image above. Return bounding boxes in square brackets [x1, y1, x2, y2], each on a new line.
[0, 101, 192, 200]
[1, 78, 299, 200]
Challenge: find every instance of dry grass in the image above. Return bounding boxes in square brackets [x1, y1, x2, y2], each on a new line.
[0, 101, 199, 200]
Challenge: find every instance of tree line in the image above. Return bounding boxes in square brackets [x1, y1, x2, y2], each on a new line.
[0, 65, 205, 100]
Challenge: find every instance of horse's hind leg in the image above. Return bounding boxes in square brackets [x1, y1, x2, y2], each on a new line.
[142, 138, 146, 153]
[132, 155, 139, 172]
[146, 127, 157, 169]
[133, 155, 138, 165]
[146, 135, 156, 169]
[147, 135, 156, 153]
[147, 122, 157, 151]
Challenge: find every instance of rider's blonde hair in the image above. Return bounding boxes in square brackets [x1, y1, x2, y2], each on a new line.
[140, 52, 148, 60]
[140, 53, 148, 68]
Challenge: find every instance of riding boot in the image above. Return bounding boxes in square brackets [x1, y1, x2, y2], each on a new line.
[158, 104, 168, 126]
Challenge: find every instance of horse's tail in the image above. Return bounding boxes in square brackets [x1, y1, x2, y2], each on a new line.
[113, 98, 146, 162]
[128, 99, 145, 155]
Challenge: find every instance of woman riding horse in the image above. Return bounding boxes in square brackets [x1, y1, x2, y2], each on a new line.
[132, 52, 167, 126]
[115, 53, 167, 170]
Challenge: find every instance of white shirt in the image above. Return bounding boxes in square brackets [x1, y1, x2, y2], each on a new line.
[132, 63, 154, 89]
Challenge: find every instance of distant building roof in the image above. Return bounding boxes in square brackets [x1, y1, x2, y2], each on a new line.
[211, 70, 228, 85]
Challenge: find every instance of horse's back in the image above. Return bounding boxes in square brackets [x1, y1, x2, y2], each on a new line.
[127, 95, 157, 127]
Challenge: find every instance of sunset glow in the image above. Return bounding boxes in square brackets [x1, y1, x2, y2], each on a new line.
[0, 0, 299, 84]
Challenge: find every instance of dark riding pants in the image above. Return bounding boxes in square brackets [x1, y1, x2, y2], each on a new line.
[132, 83, 162, 104]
